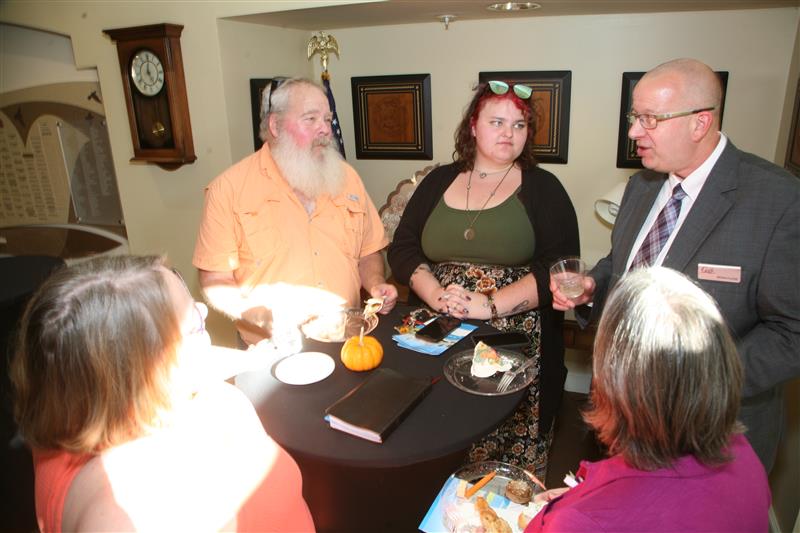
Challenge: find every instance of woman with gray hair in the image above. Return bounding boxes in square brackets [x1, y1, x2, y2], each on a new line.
[526, 267, 769, 532]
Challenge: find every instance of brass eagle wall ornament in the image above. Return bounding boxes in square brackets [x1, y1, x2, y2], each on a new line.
[307, 31, 340, 73]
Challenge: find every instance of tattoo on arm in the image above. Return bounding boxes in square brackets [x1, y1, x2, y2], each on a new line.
[409, 263, 432, 289]
[511, 300, 530, 314]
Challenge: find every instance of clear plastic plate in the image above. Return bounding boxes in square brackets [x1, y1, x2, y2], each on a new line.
[443, 347, 535, 396]
[442, 461, 544, 532]
[453, 461, 540, 496]
[301, 308, 378, 343]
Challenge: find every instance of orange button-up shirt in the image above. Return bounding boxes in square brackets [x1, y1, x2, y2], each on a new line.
[193, 144, 388, 308]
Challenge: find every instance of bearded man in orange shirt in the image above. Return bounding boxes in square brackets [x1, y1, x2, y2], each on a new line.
[194, 78, 397, 345]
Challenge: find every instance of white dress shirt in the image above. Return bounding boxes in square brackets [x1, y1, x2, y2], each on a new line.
[625, 133, 728, 271]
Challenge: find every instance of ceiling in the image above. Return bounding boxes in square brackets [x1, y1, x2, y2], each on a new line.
[230, 0, 800, 30]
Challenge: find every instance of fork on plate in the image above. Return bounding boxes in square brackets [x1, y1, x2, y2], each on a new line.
[496, 357, 536, 393]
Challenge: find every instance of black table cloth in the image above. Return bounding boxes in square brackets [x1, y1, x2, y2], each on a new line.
[236, 305, 526, 531]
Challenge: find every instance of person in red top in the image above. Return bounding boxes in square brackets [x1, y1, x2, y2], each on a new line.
[11, 255, 315, 531]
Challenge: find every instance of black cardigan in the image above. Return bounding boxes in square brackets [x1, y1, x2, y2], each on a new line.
[388, 163, 580, 433]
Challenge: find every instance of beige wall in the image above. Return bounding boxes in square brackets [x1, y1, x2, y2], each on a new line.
[217, 19, 313, 162]
[2, 2, 798, 348]
[315, 8, 799, 266]
[0, 1, 344, 346]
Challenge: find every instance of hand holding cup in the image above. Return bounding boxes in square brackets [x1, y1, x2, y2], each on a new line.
[550, 257, 591, 310]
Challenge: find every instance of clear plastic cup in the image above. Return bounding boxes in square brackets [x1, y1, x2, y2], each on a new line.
[550, 257, 587, 299]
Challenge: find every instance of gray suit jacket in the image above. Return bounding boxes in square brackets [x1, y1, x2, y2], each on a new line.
[586, 140, 800, 469]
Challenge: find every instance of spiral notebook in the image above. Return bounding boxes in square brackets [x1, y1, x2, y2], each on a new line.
[324, 368, 432, 443]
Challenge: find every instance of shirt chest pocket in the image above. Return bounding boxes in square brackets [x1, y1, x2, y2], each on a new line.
[329, 200, 366, 259]
[236, 209, 283, 259]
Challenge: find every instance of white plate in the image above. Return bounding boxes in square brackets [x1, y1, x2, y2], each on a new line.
[273, 352, 335, 385]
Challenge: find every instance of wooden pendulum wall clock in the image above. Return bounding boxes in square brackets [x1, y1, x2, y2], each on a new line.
[104, 23, 196, 170]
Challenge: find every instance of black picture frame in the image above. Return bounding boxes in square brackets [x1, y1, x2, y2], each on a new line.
[351, 74, 432, 160]
[478, 70, 572, 164]
[616, 71, 729, 169]
[785, 78, 800, 178]
[249, 77, 276, 152]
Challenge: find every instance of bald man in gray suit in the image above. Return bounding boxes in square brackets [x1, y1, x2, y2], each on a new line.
[553, 58, 800, 472]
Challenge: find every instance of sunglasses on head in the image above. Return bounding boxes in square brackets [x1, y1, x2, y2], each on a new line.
[488, 80, 532, 100]
[261, 76, 288, 118]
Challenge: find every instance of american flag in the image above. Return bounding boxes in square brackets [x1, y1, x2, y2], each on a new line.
[322, 73, 346, 159]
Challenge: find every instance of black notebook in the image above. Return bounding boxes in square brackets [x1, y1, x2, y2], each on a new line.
[324, 368, 432, 443]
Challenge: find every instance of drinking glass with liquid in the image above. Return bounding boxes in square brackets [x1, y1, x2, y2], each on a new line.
[550, 257, 587, 299]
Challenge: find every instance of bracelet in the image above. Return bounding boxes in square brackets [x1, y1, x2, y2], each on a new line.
[487, 294, 498, 320]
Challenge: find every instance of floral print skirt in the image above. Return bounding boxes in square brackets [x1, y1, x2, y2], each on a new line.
[433, 261, 552, 480]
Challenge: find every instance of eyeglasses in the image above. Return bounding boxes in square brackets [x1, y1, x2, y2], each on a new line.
[488, 80, 533, 100]
[262, 77, 288, 117]
[170, 268, 207, 336]
[626, 107, 715, 129]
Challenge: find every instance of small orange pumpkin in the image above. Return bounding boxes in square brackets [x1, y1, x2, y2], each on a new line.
[340, 335, 383, 371]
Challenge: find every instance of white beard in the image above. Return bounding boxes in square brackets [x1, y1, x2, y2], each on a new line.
[270, 135, 345, 200]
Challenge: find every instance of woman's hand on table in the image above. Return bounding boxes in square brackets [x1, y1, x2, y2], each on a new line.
[440, 285, 488, 320]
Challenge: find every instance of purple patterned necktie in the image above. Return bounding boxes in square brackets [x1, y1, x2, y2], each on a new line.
[629, 184, 687, 270]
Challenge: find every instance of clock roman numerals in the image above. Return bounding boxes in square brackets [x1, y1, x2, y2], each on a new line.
[130, 49, 165, 96]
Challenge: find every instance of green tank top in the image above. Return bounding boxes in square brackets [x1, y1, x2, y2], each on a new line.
[421, 190, 535, 265]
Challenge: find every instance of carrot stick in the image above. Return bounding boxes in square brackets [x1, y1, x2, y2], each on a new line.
[465, 471, 496, 499]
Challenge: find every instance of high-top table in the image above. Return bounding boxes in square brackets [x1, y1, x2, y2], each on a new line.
[236, 305, 526, 532]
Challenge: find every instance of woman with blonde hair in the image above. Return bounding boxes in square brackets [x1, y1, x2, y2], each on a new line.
[11, 255, 314, 531]
[527, 267, 769, 532]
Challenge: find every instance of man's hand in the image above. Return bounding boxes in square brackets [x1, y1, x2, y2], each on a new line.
[550, 275, 596, 311]
[235, 305, 273, 346]
[369, 283, 398, 314]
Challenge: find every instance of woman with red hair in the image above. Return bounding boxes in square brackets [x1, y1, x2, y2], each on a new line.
[389, 81, 579, 478]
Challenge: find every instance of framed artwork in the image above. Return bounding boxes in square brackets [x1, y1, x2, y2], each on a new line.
[351, 74, 432, 160]
[478, 70, 572, 164]
[250, 77, 276, 152]
[785, 78, 800, 177]
[616, 71, 729, 169]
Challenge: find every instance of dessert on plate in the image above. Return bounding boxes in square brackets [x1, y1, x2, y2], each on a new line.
[470, 341, 513, 378]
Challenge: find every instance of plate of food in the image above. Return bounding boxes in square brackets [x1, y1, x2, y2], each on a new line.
[301, 307, 379, 343]
[443, 341, 535, 396]
[419, 461, 546, 533]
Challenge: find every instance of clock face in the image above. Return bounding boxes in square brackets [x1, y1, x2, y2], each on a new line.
[130, 49, 165, 96]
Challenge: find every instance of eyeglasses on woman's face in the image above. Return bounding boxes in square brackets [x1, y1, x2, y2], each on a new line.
[487, 80, 533, 100]
[626, 107, 715, 129]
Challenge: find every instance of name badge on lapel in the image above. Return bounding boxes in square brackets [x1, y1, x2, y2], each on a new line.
[697, 263, 741, 283]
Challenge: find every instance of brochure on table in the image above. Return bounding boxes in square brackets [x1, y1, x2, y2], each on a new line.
[392, 319, 477, 356]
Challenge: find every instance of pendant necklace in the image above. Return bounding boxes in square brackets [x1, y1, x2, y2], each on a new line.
[476, 162, 514, 179]
[464, 164, 514, 241]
